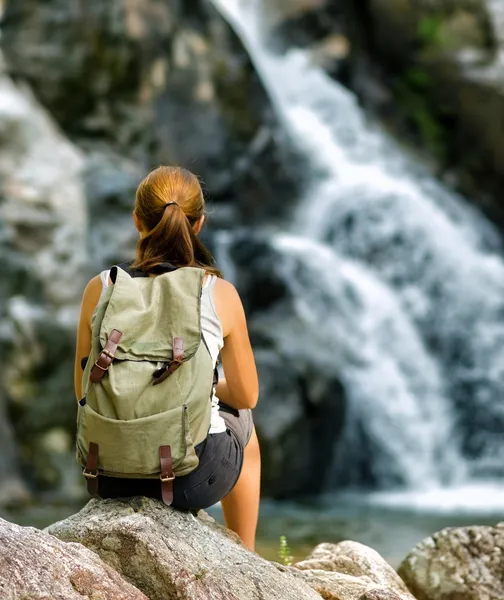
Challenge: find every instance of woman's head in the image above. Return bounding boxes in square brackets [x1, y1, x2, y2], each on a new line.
[131, 166, 221, 276]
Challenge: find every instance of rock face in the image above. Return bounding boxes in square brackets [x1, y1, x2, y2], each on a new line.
[292, 542, 416, 600]
[0, 56, 88, 502]
[0, 517, 147, 600]
[350, 0, 504, 225]
[48, 497, 322, 600]
[398, 524, 504, 600]
[2, 0, 303, 222]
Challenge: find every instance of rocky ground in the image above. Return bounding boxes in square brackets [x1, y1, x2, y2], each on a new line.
[1, 498, 503, 600]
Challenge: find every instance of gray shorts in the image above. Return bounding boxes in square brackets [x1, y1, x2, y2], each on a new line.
[218, 404, 254, 447]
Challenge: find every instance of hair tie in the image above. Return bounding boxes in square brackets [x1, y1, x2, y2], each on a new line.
[163, 201, 178, 209]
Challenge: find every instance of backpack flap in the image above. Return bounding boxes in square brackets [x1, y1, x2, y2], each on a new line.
[99, 265, 204, 363]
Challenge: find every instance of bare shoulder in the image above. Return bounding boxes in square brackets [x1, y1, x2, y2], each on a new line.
[213, 278, 245, 313]
[83, 275, 102, 299]
[80, 275, 103, 319]
[212, 278, 246, 337]
[213, 277, 240, 301]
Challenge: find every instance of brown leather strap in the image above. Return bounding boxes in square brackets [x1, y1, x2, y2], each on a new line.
[152, 337, 184, 386]
[83, 442, 99, 497]
[90, 329, 123, 383]
[159, 445, 175, 505]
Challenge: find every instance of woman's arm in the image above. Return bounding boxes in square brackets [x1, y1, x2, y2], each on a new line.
[74, 276, 102, 401]
[213, 279, 259, 410]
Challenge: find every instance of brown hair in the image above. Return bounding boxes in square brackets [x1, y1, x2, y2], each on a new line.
[131, 166, 222, 277]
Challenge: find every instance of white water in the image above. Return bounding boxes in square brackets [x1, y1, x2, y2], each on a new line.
[212, 0, 504, 500]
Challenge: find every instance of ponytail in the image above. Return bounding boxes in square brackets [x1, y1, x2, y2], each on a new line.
[130, 166, 222, 277]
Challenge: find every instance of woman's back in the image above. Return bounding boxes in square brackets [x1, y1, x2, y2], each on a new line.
[74, 165, 260, 550]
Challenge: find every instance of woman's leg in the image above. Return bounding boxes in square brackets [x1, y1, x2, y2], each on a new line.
[220, 426, 261, 551]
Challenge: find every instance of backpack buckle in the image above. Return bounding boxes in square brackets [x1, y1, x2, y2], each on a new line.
[92, 361, 108, 372]
[83, 469, 98, 479]
[160, 474, 175, 483]
[89, 329, 123, 383]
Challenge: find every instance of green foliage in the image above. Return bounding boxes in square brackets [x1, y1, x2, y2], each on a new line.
[278, 535, 294, 567]
[417, 15, 445, 48]
[395, 67, 449, 160]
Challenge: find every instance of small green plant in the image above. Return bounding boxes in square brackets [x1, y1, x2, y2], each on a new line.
[418, 15, 445, 48]
[278, 535, 294, 567]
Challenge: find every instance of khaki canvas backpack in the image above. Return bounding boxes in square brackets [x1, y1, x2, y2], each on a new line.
[76, 263, 214, 504]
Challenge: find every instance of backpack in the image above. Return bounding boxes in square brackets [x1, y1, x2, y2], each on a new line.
[76, 262, 214, 505]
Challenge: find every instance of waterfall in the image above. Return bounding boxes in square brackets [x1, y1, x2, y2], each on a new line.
[211, 0, 504, 491]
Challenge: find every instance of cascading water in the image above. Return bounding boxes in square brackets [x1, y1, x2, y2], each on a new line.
[211, 0, 504, 495]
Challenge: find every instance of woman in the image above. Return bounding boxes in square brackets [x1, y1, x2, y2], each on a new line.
[74, 166, 260, 551]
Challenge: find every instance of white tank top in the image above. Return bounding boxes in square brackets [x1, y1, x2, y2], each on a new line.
[98, 270, 227, 434]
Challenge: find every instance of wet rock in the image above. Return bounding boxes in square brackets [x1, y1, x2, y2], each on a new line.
[48, 497, 322, 600]
[226, 234, 347, 497]
[254, 349, 346, 498]
[398, 523, 504, 600]
[0, 517, 147, 599]
[292, 542, 416, 600]
[350, 0, 504, 226]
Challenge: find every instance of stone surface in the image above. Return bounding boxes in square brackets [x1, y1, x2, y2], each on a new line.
[48, 497, 322, 600]
[0, 517, 147, 600]
[0, 56, 88, 501]
[291, 542, 416, 600]
[359, 591, 403, 600]
[398, 523, 504, 600]
[350, 0, 504, 225]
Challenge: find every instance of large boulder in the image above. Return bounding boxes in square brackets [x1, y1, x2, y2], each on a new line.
[398, 523, 504, 600]
[291, 542, 416, 600]
[0, 517, 147, 599]
[48, 497, 322, 600]
[47, 497, 422, 600]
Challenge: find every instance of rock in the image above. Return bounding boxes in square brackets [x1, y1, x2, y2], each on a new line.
[398, 524, 504, 600]
[292, 542, 416, 600]
[0, 517, 147, 599]
[264, 0, 351, 82]
[0, 56, 88, 499]
[349, 0, 504, 226]
[253, 349, 347, 498]
[48, 497, 322, 600]
[359, 591, 404, 600]
[2, 0, 304, 221]
[83, 149, 143, 270]
[362, 0, 493, 64]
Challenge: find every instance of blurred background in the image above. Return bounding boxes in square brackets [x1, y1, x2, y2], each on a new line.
[1, 0, 504, 565]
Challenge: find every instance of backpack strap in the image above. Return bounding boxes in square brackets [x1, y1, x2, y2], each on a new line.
[159, 445, 175, 505]
[89, 329, 123, 383]
[83, 442, 99, 497]
[152, 337, 184, 386]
